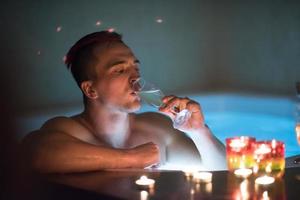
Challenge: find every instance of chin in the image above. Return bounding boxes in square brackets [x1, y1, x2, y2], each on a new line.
[126, 101, 141, 113]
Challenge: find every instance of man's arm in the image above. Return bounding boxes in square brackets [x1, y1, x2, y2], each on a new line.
[159, 96, 227, 171]
[21, 129, 159, 173]
[183, 126, 227, 170]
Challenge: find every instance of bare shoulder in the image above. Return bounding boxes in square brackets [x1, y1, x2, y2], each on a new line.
[133, 112, 196, 146]
[40, 116, 80, 133]
[21, 115, 100, 145]
[21, 117, 81, 148]
[134, 112, 173, 128]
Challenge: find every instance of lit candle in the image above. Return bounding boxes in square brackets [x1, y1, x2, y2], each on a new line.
[226, 136, 256, 171]
[192, 172, 212, 183]
[255, 175, 275, 185]
[254, 140, 285, 177]
[234, 168, 253, 178]
[135, 175, 155, 189]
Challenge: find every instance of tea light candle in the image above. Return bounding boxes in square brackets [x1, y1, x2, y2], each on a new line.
[135, 175, 155, 189]
[234, 168, 252, 178]
[192, 172, 212, 183]
[255, 175, 275, 185]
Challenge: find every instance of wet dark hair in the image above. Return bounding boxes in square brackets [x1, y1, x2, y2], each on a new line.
[65, 31, 123, 105]
[65, 31, 123, 87]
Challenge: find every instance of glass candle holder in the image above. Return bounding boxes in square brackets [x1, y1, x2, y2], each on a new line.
[253, 140, 285, 178]
[226, 136, 256, 171]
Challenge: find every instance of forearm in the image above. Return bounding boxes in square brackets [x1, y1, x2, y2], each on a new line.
[22, 131, 143, 173]
[185, 126, 227, 171]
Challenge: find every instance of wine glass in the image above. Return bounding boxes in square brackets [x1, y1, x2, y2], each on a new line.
[134, 78, 191, 129]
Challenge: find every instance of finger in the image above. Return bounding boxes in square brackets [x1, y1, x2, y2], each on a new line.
[161, 95, 176, 104]
[186, 101, 205, 124]
[160, 97, 190, 113]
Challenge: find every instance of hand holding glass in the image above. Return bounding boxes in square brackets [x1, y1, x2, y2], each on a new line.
[135, 78, 191, 129]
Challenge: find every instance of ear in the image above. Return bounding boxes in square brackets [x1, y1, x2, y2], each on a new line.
[80, 81, 98, 99]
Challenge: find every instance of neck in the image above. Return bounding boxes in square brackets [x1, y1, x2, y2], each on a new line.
[81, 103, 131, 148]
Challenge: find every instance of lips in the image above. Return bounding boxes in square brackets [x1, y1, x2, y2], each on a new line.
[130, 91, 140, 101]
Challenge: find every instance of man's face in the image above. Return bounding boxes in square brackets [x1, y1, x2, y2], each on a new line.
[91, 42, 141, 112]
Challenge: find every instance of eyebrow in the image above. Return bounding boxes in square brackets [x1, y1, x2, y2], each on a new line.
[107, 59, 140, 69]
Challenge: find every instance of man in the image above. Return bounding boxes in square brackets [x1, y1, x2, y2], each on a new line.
[22, 31, 226, 173]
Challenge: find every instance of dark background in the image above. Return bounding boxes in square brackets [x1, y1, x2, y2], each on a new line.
[1, 0, 299, 115]
[0, 0, 299, 196]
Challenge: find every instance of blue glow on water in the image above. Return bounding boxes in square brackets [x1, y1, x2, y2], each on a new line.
[205, 111, 299, 157]
[139, 93, 300, 158]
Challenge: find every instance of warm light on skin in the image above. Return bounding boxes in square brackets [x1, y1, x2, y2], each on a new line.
[135, 175, 155, 189]
[192, 172, 212, 183]
[234, 168, 252, 178]
[255, 175, 275, 185]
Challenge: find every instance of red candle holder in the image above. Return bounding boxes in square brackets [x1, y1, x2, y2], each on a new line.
[226, 136, 256, 171]
[253, 140, 285, 178]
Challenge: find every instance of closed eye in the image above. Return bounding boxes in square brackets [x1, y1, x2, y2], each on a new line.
[115, 68, 125, 74]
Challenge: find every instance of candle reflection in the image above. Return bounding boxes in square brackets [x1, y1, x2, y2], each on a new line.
[140, 190, 148, 200]
[262, 191, 270, 200]
[229, 170, 286, 200]
[192, 172, 212, 183]
[240, 180, 250, 200]
[255, 176, 275, 185]
[234, 168, 252, 178]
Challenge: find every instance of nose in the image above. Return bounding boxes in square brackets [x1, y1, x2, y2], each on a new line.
[131, 76, 141, 92]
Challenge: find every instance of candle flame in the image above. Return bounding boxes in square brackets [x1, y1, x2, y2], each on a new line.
[255, 144, 271, 155]
[271, 139, 276, 149]
[265, 163, 272, 173]
[230, 139, 246, 148]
